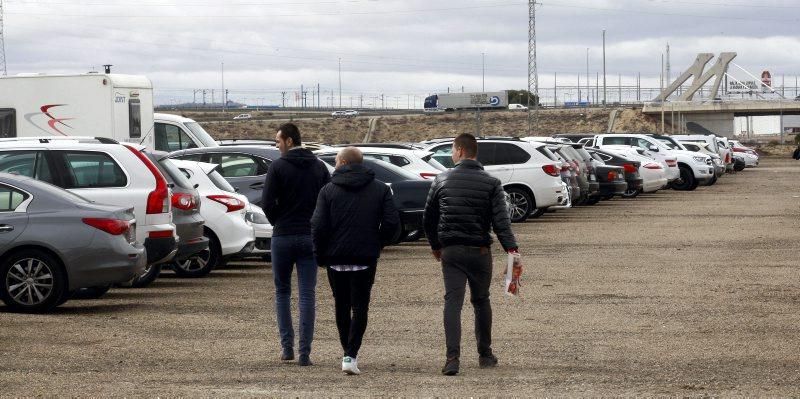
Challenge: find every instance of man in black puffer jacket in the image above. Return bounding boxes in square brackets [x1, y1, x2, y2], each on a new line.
[311, 147, 399, 375]
[424, 133, 518, 376]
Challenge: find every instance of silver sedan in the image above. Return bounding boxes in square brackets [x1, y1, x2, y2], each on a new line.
[0, 173, 146, 313]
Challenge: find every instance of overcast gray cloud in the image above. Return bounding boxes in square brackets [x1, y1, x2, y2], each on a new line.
[4, 0, 799, 105]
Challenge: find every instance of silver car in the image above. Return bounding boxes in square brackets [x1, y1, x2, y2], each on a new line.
[0, 173, 146, 313]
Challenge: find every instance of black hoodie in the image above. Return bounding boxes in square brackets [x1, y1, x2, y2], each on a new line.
[310, 163, 400, 267]
[262, 147, 331, 236]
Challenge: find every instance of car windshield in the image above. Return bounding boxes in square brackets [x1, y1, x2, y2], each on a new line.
[657, 138, 678, 150]
[185, 122, 219, 147]
[207, 169, 236, 193]
[427, 158, 448, 171]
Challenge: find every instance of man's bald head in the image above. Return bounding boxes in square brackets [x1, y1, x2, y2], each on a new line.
[335, 146, 364, 168]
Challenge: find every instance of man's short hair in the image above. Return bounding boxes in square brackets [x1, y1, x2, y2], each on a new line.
[338, 147, 364, 165]
[277, 123, 302, 146]
[453, 133, 478, 158]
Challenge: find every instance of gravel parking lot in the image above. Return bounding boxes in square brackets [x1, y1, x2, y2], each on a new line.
[1, 157, 798, 396]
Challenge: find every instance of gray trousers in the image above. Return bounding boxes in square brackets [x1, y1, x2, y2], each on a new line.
[441, 245, 493, 360]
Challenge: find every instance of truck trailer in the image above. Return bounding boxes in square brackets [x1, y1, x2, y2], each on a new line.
[423, 91, 509, 112]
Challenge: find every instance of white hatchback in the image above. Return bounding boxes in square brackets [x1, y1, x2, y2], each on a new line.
[170, 160, 256, 270]
[319, 146, 446, 180]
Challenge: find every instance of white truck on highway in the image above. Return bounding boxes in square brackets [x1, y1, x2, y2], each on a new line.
[0, 72, 218, 152]
[423, 91, 509, 112]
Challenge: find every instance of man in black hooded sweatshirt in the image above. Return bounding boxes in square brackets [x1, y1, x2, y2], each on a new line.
[311, 147, 399, 375]
[262, 123, 330, 366]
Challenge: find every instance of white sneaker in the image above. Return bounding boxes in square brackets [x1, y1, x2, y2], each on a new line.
[342, 356, 361, 375]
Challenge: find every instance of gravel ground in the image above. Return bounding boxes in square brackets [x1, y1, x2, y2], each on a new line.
[1, 157, 799, 397]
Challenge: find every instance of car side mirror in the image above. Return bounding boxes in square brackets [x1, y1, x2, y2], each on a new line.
[193, 184, 199, 189]
[648, 145, 659, 152]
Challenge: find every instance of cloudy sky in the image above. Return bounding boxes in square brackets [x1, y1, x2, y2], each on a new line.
[4, 0, 800, 106]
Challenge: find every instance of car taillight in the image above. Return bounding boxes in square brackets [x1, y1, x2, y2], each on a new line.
[622, 163, 637, 174]
[420, 172, 438, 180]
[172, 192, 197, 210]
[124, 145, 170, 215]
[149, 230, 174, 239]
[542, 164, 560, 177]
[208, 194, 246, 212]
[644, 163, 662, 169]
[83, 218, 130, 236]
[725, 153, 731, 163]
[666, 159, 677, 167]
[607, 170, 618, 180]
[732, 147, 745, 153]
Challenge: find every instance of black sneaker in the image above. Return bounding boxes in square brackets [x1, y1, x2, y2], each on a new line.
[479, 354, 498, 369]
[298, 354, 313, 366]
[280, 348, 294, 361]
[441, 358, 460, 376]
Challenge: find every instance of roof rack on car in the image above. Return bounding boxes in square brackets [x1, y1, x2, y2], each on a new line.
[0, 136, 120, 144]
[333, 143, 420, 150]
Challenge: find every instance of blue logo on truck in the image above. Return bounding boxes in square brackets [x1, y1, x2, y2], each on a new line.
[489, 96, 501, 106]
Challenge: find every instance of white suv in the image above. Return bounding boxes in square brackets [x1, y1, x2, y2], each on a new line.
[422, 138, 564, 223]
[591, 134, 715, 190]
[0, 137, 177, 286]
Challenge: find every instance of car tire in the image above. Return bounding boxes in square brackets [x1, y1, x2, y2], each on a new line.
[734, 160, 746, 172]
[622, 187, 640, 198]
[530, 207, 547, 218]
[126, 264, 162, 288]
[172, 233, 220, 278]
[505, 187, 532, 223]
[672, 165, 697, 191]
[71, 285, 112, 299]
[585, 197, 601, 205]
[706, 175, 718, 186]
[0, 249, 68, 313]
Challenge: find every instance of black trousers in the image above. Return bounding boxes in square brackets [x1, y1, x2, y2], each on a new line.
[326, 266, 376, 358]
[441, 245, 493, 360]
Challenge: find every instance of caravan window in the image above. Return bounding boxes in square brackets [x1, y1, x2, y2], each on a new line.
[0, 109, 16, 138]
[129, 99, 142, 139]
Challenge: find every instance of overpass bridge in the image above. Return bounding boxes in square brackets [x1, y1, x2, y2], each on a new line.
[643, 52, 799, 137]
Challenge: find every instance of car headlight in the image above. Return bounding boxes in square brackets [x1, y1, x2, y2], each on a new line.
[693, 156, 707, 164]
[245, 212, 269, 224]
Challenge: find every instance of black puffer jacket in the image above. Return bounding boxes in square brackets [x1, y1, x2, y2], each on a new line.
[311, 164, 400, 267]
[423, 159, 517, 251]
[262, 148, 331, 236]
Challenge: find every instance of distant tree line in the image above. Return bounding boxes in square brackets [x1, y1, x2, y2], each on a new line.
[506, 90, 539, 106]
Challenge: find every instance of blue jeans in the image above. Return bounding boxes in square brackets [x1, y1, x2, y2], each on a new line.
[271, 234, 318, 356]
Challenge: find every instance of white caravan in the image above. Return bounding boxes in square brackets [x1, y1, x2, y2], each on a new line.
[0, 73, 155, 148]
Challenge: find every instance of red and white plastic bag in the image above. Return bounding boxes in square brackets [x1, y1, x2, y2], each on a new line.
[504, 252, 523, 296]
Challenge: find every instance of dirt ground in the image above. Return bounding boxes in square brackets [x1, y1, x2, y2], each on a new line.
[2, 157, 799, 396]
[185, 107, 663, 144]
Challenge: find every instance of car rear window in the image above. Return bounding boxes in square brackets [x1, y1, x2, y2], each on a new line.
[208, 169, 236, 193]
[61, 151, 127, 189]
[158, 158, 194, 189]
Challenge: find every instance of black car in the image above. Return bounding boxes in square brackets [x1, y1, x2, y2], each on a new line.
[168, 145, 283, 207]
[586, 148, 644, 198]
[318, 155, 430, 244]
[592, 164, 628, 201]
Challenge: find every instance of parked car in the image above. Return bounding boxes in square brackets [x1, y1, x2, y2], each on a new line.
[586, 148, 644, 197]
[646, 134, 715, 190]
[508, 103, 528, 111]
[675, 141, 724, 184]
[170, 160, 256, 271]
[331, 110, 348, 118]
[592, 163, 628, 200]
[672, 134, 733, 172]
[233, 113, 252, 120]
[318, 156, 430, 243]
[730, 141, 759, 167]
[525, 138, 599, 205]
[154, 113, 219, 152]
[217, 139, 277, 147]
[421, 138, 564, 223]
[241, 204, 272, 261]
[600, 146, 668, 193]
[145, 151, 210, 278]
[591, 134, 683, 186]
[0, 137, 177, 288]
[344, 110, 359, 117]
[321, 145, 446, 180]
[0, 173, 145, 312]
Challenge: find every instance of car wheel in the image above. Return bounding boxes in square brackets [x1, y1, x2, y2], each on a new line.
[530, 207, 547, 218]
[706, 175, 718, 186]
[0, 250, 67, 313]
[734, 160, 746, 172]
[672, 165, 697, 191]
[71, 285, 112, 299]
[585, 197, 601, 205]
[124, 264, 162, 288]
[622, 187, 640, 198]
[505, 188, 532, 223]
[172, 234, 220, 278]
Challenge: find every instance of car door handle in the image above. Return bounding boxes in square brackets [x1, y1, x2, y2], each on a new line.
[0, 225, 14, 233]
[249, 182, 264, 189]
